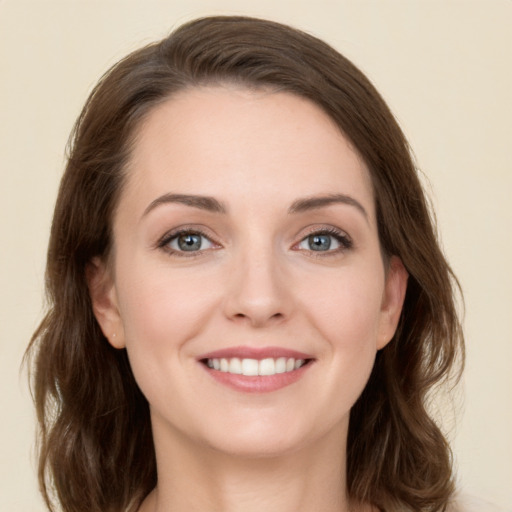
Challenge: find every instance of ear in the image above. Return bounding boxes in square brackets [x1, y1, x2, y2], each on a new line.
[86, 256, 125, 349]
[377, 256, 408, 350]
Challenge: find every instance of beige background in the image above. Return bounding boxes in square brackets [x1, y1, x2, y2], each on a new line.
[1, 1, 511, 510]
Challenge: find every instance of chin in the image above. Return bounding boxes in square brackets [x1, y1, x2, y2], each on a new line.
[205, 431, 308, 460]
[192, 408, 347, 461]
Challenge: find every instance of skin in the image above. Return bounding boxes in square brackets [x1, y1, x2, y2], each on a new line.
[89, 86, 408, 512]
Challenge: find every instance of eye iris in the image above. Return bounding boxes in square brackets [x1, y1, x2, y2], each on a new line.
[308, 234, 331, 251]
[178, 233, 202, 251]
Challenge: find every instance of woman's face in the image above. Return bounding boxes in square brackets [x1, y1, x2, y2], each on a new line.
[91, 86, 407, 457]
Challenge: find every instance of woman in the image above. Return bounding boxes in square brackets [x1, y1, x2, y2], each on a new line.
[27, 16, 465, 512]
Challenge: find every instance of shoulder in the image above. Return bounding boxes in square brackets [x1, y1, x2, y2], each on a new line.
[448, 493, 511, 512]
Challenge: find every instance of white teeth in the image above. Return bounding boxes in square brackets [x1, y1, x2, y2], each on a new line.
[275, 357, 287, 374]
[229, 358, 242, 374]
[206, 357, 307, 376]
[259, 358, 275, 376]
[241, 358, 259, 376]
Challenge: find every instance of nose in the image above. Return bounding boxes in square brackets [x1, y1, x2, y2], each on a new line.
[223, 247, 291, 328]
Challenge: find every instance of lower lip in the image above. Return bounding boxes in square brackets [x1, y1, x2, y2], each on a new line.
[201, 362, 312, 393]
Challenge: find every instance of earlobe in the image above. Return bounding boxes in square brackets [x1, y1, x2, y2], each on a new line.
[86, 257, 126, 349]
[377, 256, 408, 350]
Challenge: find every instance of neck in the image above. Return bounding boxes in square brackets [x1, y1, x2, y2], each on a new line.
[140, 415, 371, 512]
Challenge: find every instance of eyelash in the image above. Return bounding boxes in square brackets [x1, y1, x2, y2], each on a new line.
[295, 227, 353, 256]
[157, 227, 218, 258]
[157, 226, 353, 258]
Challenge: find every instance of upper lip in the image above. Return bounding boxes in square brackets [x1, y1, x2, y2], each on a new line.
[198, 346, 314, 361]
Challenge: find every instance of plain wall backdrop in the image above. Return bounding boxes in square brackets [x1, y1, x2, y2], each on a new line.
[1, 1, 511, 510]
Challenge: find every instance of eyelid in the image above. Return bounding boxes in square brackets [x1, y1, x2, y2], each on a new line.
[156, 225, 221, 257]
[155, 223, 352, 257]
[292, 225, 353, 253]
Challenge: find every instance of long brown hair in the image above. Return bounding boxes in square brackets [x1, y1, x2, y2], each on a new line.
[26, 16, 464, 512]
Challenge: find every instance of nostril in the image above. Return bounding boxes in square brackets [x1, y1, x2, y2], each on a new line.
[231, 311, 285, 325]
[223, 287, 289, 326]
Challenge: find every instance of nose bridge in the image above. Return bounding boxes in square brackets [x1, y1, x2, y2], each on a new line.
[224, 234, 288, 326]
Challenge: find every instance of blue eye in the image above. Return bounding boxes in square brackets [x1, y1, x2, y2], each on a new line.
[164, 231, 214, 253]
[297, 230, 352, 253]
[305, 234, 334, 251]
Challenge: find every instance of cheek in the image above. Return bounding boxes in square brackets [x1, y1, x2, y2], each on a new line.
[117, 263, 221, 347]
[302, 267, 384, 347]
[113, 251, 231, 395]
[113, 260, 223, 408]
[299, 268, 385, 398]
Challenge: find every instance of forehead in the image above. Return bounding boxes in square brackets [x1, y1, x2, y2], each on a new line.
[123, 86, 374, 218]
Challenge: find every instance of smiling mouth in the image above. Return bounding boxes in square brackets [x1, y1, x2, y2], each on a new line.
[201, 357, 311, 376]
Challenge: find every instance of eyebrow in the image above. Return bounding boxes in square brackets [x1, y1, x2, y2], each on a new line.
[288, 194, 368, 220]
[142, 192, 368, 221]
[142, 193, 227, 217]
